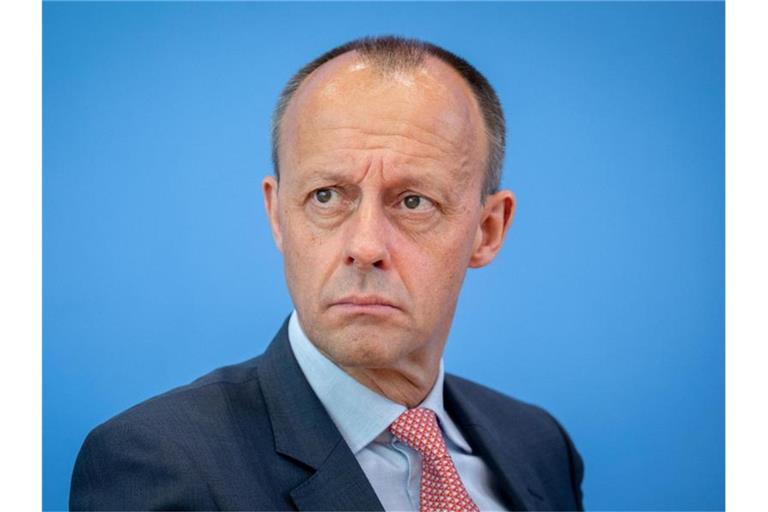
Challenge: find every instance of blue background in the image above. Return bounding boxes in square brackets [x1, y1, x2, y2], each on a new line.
[43, 2, 724, 510]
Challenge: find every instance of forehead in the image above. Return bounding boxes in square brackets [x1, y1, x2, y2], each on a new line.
[279, 51, 487, 188]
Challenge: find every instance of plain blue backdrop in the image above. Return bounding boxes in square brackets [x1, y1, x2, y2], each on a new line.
[43, 2, 724, 510]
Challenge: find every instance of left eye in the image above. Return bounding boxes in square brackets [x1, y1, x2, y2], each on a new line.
[401, 195, 433, 210]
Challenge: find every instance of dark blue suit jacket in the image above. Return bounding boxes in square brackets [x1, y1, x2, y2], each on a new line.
[70, 317, 584, 511]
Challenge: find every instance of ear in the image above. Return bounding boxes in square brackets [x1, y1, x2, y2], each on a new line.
[469, 190, 516, 268]
[262, 175, 284, 253]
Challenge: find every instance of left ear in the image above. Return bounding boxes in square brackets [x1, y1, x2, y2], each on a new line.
[469, 190, 516, 268]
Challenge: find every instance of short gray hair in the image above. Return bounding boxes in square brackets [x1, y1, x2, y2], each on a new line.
[271, 36, 506, 198]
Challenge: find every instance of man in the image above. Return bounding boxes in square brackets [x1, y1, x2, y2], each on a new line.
[70, 36, 584, 511]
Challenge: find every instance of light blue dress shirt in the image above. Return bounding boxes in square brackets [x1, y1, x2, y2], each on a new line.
[288, 311, 508, 511]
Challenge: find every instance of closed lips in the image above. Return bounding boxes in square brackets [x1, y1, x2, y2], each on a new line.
[334, 296, 399, 308]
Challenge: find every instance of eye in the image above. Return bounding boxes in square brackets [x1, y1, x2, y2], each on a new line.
[400, 194, 435, 211]
[312, 188, 337, 205]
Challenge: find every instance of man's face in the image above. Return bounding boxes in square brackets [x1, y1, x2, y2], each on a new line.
[264, 52, 513, 373]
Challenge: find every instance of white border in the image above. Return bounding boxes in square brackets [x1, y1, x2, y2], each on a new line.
[727, 0, 768, 510]
[0, 0, 42, 509]
[3, 0, 760, 508]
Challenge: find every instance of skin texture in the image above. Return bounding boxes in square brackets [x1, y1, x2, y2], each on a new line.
[263, 51, 515, 408]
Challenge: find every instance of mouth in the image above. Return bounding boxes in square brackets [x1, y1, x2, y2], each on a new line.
[329, 295, 401, 314]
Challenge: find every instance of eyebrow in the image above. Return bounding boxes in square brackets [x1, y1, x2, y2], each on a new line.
[296, 170, 353, 191]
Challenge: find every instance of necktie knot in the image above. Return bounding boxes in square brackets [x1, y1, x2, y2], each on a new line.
[389, 407, 448, 460]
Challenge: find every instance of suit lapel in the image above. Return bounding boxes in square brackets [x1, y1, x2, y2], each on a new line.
[444, 375, 547, 511]
[257, 318, 384, 511]
[289, 438, 386, 511]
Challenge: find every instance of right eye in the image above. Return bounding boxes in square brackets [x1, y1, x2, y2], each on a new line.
[313, 188, 336, 204]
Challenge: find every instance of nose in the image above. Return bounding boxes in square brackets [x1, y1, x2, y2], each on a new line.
[344, 198, 391, 271]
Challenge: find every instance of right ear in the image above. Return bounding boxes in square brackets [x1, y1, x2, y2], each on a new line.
[262, 175, 283, 253]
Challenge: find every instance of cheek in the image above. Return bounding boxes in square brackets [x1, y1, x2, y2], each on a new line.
[428, 221, 478, 269]
[282, 218, 340, 289]
[397, 229, 474, 304]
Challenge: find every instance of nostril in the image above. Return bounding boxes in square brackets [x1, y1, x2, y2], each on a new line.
[345, 254, 386, 270]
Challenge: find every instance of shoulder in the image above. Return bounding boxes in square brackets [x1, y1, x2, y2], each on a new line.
[445, 372, 578, 452]
[93, 354, 265, 436]
[445, 373, 585, 510]
[445, 372, 561, 431]
[70, 355, 268, 510]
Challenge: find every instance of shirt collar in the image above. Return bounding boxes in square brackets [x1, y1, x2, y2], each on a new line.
[287, 310, 473, 455]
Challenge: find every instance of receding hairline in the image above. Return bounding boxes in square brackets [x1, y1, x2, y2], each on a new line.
[282, 49, 486, 149]
[289, 48, 431, 99]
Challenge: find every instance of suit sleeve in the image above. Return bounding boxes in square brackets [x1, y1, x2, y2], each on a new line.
[69, 418, 217, 511]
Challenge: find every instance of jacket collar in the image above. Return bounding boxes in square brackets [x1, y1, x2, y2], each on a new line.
[257, 316, 543, 511]
[256, 316, 385, 511]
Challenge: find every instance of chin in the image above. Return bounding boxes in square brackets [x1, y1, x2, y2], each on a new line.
[316, 330, 412, 369]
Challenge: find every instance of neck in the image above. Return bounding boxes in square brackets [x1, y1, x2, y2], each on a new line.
[340, 357, 442, 409]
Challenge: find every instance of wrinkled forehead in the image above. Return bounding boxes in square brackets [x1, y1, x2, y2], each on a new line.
[278, 50, 487, 179]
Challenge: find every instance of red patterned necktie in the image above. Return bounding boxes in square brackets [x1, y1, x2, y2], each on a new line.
[389, 407, 481, 512]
